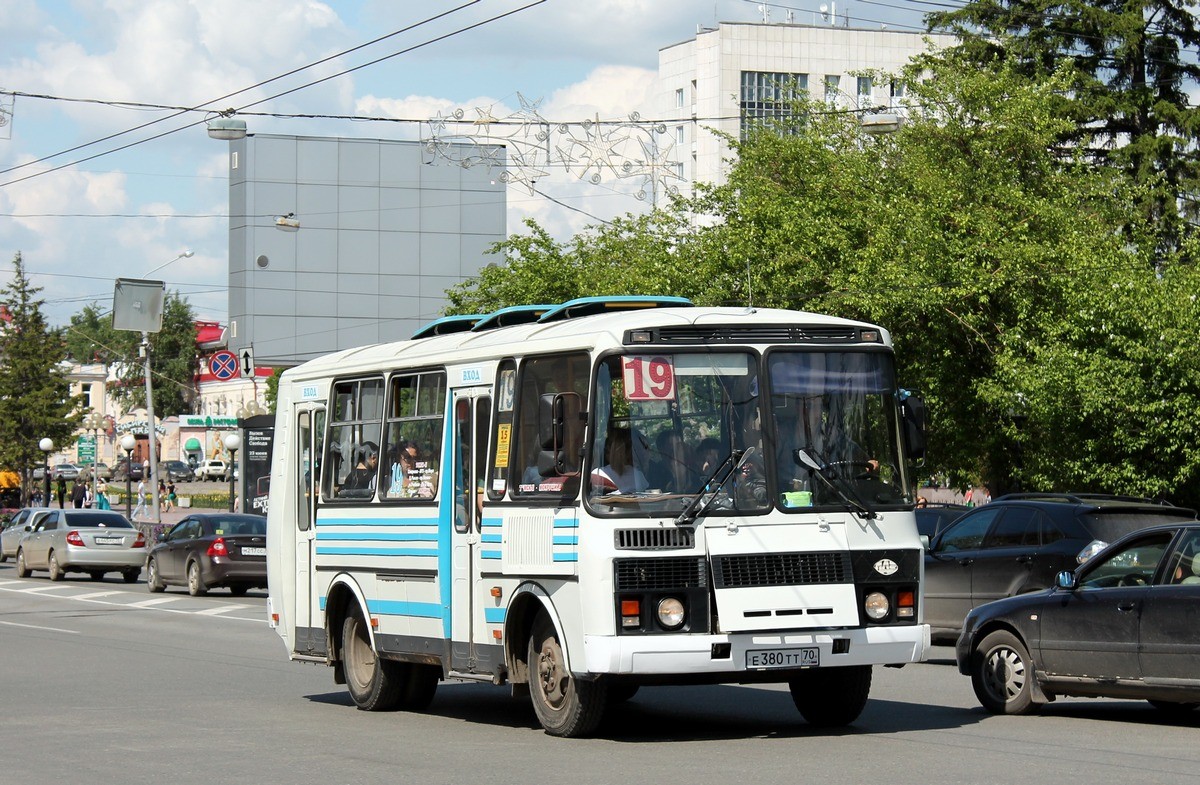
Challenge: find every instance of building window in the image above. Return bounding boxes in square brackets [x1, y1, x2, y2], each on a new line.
[857, 76, 873, 106]
[675, 88, 684, 108]
[824, 75, 841, 105]
[740, 71, 809, 138]
[676, 125, 685, 145]
[890, 80, 906, 108]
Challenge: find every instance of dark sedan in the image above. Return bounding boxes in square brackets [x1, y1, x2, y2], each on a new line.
[956, 521, 1200, 717]
[144, 513, 266, 596]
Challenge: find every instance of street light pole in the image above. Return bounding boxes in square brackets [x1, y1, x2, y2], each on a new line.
[39, 437, 53, 507]
[120, 434, 136, 519]
[83, 411, 105, 507]
[224, 433, 241, 513]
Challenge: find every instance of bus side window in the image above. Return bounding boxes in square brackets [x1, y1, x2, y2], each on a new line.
[487, 361, 516, 500]
[512, 353, 588, 498]
[323, 377, 384, 500]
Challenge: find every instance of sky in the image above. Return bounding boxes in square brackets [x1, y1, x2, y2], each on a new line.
[0, 0, 930, 328]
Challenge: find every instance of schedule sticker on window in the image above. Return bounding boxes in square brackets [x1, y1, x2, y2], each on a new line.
[622, 356, 676, 401]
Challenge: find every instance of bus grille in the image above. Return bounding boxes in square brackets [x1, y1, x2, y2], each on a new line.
[712, 552, 852, 589]
[614, 557, 708, 590]
[614, 528, 695, 550]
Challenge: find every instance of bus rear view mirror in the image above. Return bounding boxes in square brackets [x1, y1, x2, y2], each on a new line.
[900, 393, 927, 461]
[538, 392, 583, 476]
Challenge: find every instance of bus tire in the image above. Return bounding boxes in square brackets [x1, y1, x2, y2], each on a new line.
[788, 665, 872, 727]
[527, 615, 607, 737]
[342, 613, 404, 711]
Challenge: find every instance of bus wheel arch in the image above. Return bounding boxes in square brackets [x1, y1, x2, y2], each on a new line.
[504, 584, 566, 689]
[325, 575, 370, 684]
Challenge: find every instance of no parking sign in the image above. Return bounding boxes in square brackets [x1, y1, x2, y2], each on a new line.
[209, 350, 238, 380]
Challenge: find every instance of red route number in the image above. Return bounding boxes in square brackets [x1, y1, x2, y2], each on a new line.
[622, 356, 675, 401]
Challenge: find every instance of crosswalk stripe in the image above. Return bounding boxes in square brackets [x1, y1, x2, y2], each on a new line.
[195, 604, 249, 615]
[128, 597, 181, 607]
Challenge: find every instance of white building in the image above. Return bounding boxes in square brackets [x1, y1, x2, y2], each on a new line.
[658, 22, 955, 192]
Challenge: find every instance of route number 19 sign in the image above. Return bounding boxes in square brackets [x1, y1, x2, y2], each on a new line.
[622, 355, 676, 401]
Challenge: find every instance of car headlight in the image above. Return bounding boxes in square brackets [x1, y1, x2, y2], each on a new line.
[657, 597, 685, 629]
[864, 591, 890, 620]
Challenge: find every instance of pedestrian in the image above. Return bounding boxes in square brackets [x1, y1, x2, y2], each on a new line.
[71, 480, 86, 508]
[56, 476, 67, 508]
[158, 479, 168, 512]
[165, 482, 177, 513]
[31, 489, 43, 506]
[95, 479, 110, 510]
[964, 487, 974, 508]
[132, 477, 148, 520]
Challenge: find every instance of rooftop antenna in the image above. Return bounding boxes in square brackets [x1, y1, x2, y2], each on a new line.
[757, 3, 770, 22]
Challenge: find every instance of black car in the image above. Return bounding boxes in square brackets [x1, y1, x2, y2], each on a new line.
[144, 513, 266, 596]
[956, 521, 1200, 716]
[161, 460, 195, 482]
[112, 459, 144, 482]
[916, 503, 968, 541]
[925, 493, 1196, 642]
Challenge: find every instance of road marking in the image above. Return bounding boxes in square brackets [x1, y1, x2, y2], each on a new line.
[0, 620, 80, 634]
[128, 597, 181, 608]
[15, 585, 68, 594]
[72, 590, 124, 600]
[195, 604, 249, 616]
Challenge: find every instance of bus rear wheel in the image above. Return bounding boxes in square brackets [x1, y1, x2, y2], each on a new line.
[788, 665, 872, 727]
[527, 616, 607, 737]
[342, 613, 404, 711]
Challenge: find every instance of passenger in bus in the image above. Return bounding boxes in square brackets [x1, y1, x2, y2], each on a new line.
[648, 430, 700, 492]
[342, 442, 378, 494]
[387, 440, 436, 498]
[590, 428, 648, 494]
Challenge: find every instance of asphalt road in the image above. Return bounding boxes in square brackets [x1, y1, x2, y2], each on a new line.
[2, 564, 1198, 785]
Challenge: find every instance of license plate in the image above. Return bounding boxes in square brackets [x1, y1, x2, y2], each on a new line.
[94, 537, 123, 545]
[745, 647, 820, 670]
[241, 547, 266, 557]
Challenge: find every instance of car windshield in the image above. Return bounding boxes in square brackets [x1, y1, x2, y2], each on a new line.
[210, 517, 265, 535]
[63, 512, 133, 528]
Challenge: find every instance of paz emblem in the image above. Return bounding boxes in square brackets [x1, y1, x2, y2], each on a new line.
[874, 558, 899, 576]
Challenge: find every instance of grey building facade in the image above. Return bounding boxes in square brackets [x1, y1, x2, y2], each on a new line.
[227, 134, 506, 365]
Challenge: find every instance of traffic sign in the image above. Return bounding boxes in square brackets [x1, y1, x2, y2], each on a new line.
[210, 350, 238, 380]
[239, 347, 255, 378]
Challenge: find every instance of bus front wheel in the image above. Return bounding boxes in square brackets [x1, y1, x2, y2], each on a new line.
[342, 613, 404, 711]
[788, 665, 872, 727]
[527, 616, 607, 737]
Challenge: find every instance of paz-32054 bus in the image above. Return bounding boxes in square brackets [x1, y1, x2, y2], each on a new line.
[266, 297, 929, 737]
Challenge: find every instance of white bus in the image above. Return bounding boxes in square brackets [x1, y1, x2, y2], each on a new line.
[266, 297, 930, 737]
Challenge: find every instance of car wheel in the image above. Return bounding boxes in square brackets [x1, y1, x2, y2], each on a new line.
[48, 551, 64, 582]
[342, 612, 405, 711]
[788, 665, 872, 727]
[122, 569, 140, 584]
[88, 571, 104, 581]
[527, 615, 607, 737]
[146, 557, 165, 593]
[971, 630, 1040, 715]
[228, 584, 249, 597]
[0, 551, 8, 563]
[186, 561, 207, 596]
[15, 549, 31, 578]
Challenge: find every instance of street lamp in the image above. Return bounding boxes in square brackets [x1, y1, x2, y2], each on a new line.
[120, 433, 136, 518]
[39, 437, 53, 508]
[82, 411, 105, 508]
[224, 432, 241, 513]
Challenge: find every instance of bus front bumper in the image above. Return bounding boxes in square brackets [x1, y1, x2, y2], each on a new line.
[582, 624, 929, 677]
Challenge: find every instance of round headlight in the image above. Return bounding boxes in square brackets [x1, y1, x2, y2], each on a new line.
[657, 597, 686, 629]
[864, 591, 890, 620]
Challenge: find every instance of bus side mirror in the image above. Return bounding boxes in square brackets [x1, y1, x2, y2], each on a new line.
[900, 393, 927, 461]
[538, 392, 583, 476]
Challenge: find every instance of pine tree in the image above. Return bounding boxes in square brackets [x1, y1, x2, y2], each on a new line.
[0, 254, 83, 505]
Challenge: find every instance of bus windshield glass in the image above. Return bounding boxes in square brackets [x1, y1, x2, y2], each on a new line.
[767, 350, 911, 512]
[587, 352, 769, 517]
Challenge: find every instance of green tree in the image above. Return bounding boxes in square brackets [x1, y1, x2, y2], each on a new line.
[927, 0, 1200, 259]
[0, 254, 83, 505]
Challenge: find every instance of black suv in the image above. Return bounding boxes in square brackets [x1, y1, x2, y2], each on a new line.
[925, 493, 1197, 643]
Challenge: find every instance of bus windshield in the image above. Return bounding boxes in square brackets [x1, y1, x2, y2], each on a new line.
[588, 352, 769, 517]
[767, 350, 911, 512]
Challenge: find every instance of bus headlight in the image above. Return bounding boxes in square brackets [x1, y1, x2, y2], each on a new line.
[864, 591, 890, 620]
[657, 597, 685, 629]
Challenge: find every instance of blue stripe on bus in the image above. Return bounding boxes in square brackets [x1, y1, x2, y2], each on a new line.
[480, 518, 503, 529]
[315, 546, 438, 557]
[553, 553, 578, 562]
[481, 550, 502, 560]
[315, 532, 438, 542]
[552, 535, 578, 545]
[552, 519, 579, 529]
[481, 533, 502, 544]
[484, 607, 506, 623]
[367, 600, 443, 619]
[316, 516, 439, 527]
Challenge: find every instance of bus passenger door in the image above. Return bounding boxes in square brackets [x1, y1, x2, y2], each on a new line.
[450, 389, 490, 673]
[294, 405, 324, 655]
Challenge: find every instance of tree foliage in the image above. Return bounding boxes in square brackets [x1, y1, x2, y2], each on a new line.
[446, 52, 1200, 505]
[0, 254, 83, 505]
[926, 0, 1200, 258]
[66, 292, 199, 418]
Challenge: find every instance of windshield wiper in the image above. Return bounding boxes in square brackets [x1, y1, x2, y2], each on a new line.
[674, 446, 755, 526]
[794, 449, 877, 520]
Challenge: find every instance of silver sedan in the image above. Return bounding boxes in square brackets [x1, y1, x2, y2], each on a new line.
[0, 508, 50, 562]
[15, 509, 146, 582]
